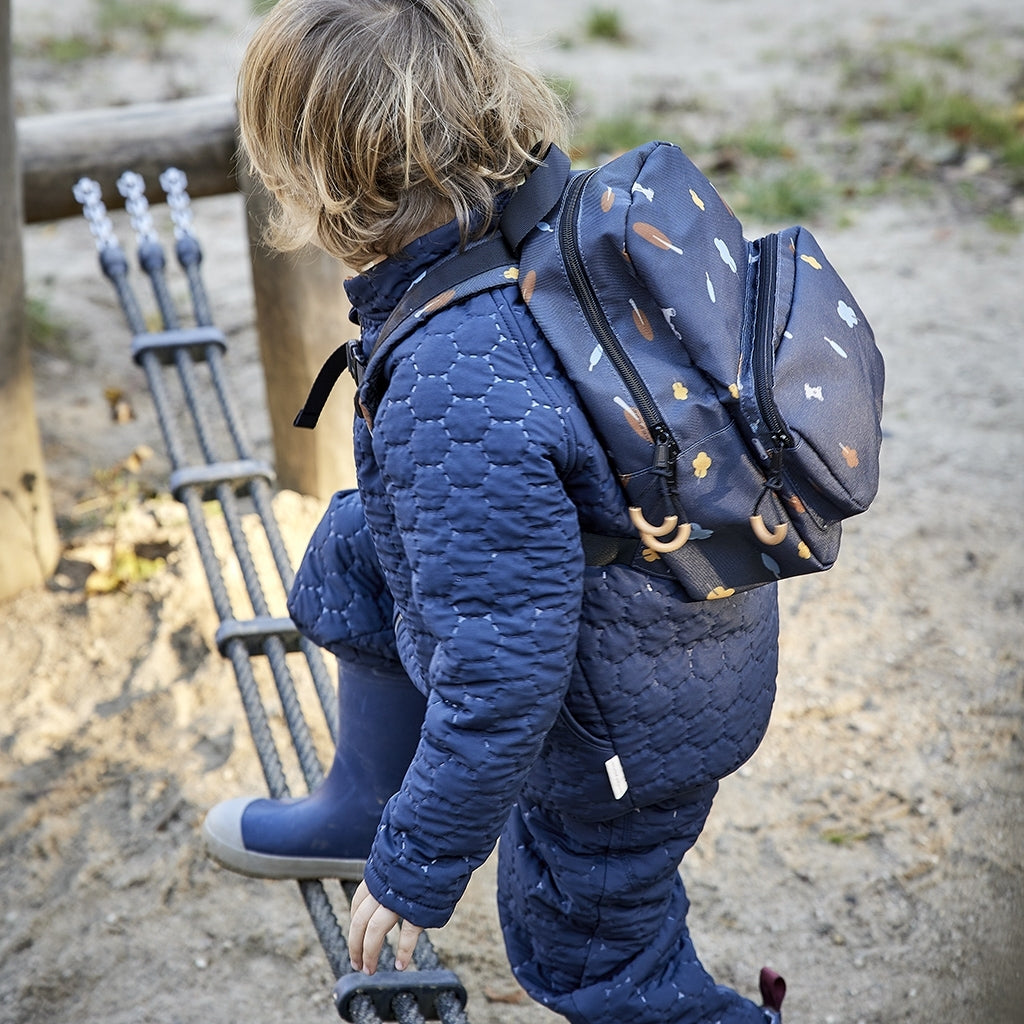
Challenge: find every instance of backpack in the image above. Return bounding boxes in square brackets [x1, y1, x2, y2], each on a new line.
[297, 141, 885, 602]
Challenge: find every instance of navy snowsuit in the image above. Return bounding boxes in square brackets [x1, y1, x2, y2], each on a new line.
[287, 215, 780, 1024]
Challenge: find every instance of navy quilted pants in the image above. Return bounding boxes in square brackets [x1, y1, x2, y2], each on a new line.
[498, 786, 767, 1024]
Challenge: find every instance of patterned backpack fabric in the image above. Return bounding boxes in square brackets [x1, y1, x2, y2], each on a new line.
[301, 142, 884, 602]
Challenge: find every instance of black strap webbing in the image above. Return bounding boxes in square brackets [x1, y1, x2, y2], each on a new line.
[293, 339, 358, 429]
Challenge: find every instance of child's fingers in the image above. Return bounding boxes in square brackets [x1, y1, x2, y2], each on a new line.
[360, 905, 401, 974]
[349, 880, 371, 919]
[348, 881, 376, 973]
[350, 894, 401, 974]
[394, 920, 424, 971]
[349, 882, 421, 974]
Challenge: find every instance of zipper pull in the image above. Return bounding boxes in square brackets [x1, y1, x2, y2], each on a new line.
[771, 426, 795, 451]
[765, 449, 785, 491]
[652, 428, 678, 480]
[749, 451, 789, 545]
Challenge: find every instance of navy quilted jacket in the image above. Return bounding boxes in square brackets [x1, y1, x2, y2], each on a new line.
[288, 217, 779, 930]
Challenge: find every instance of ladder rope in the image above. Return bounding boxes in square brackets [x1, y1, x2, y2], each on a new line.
[75, 170, 472, 1024]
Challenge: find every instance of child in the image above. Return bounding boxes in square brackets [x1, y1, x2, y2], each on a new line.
[202, 1, 785, 1020]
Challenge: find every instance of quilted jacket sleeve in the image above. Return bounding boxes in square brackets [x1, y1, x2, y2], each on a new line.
[360, 293, 585, 928]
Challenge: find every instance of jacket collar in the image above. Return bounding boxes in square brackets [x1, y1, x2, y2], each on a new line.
[345, 218, 464, 330]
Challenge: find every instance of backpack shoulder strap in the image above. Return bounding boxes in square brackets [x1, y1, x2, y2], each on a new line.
[370, 144, 573, 361]
[370, 233, 515, 360]
[293, 145, 572, 430]
[292, 237, 518, 431]
[358, 239, 519, 421]
[500, 144, 571, 251]
[293, 339, 361, 429]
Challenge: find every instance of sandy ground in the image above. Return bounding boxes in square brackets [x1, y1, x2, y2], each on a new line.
[4, 1, 1024, 1022]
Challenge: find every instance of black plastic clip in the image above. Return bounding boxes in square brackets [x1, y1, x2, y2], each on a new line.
[333, 969, 467, 1022]
[214, 617, 302, 657]
[168, 459, 275, 501]
[131, 326, 227, 366]
[346, 337, 367, 389]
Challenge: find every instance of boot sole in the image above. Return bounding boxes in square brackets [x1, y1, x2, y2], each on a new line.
[202, 815, 367, 881]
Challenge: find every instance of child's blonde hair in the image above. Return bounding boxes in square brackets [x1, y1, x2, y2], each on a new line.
[238, 0, 570, 268]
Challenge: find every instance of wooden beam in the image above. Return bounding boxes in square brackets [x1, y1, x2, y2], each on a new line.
[18, 93, 238, 224]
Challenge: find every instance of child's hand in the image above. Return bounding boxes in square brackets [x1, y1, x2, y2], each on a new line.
[348, 880, 424, 974]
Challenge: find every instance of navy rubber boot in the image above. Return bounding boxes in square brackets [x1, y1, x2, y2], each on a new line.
[202, 657, 425, 879]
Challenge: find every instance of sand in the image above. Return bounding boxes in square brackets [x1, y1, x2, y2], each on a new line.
[4, 1, 1023, 1021]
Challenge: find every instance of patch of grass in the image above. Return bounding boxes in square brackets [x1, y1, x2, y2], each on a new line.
[25, 295, 74, 358]
[918, 86, 1017, 150]
[859, 169, 937, 205]
[717, 124, 795, 162]
[822, 827, 871, 846]
[837, 33, 974, 93]
[1004, 134, 1024, 171]
[888, 75, 1024, 188]
[20, 0, 212, 62]
[251, 0, 279, 13]
[573, 116, 667, 163]
[733, 167, 831, 223]
[584, 7, 629, 45]
[886, 75, 931, 117]
[95, 0, 212, 46]
[985, 209, 1022, 234]
[843, 30, 1023, 176]
[894, 37, 971, 68]
[21, 33, 112, 63]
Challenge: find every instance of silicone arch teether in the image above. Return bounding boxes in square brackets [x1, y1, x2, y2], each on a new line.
[629, 507, 692, 552]
[749, 515, 788, 546]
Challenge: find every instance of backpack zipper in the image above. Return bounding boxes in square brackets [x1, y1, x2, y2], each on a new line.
[751, 235, 794, 460]
[560, 171, 679, 477]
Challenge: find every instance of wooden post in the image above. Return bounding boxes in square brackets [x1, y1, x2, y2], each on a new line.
[0, 0, 60, 599]
[241, 168, 357, 500]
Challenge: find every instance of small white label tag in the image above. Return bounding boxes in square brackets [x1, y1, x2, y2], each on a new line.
[604, 754, 629, 801]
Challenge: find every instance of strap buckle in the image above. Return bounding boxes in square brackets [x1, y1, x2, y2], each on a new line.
[345, 337, 367, 388]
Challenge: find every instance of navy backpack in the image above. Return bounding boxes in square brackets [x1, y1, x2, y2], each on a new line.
[298, 142, 885, 602]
